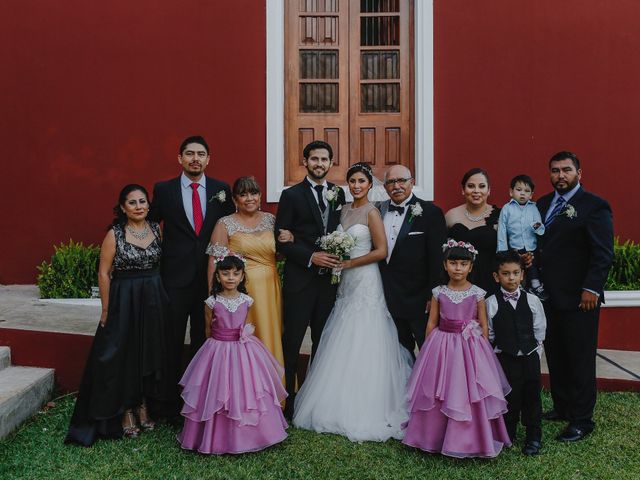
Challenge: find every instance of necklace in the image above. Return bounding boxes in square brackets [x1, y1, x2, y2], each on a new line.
[126, 222, 150, 240]
[464, 206, 489, 222]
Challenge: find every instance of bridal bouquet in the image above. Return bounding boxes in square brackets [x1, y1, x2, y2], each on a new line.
[316, 230, 355, 284]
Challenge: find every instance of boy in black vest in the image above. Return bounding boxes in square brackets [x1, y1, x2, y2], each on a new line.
[486, 250, 547, 455]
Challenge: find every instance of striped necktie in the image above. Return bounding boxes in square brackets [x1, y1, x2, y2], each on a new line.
[544, 196, 565, 227]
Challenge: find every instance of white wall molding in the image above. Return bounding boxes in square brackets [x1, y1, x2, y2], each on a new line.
[266, 0, 434, 202]
[602, 290, 640, 308]
[266, 0, 286, 202]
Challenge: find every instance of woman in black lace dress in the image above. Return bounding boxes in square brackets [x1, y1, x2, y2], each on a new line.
[445, 168, 500, 295]
[66, 184, 169, 446]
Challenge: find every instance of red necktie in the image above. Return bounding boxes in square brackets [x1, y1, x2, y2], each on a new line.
[191, 183, 203, 235]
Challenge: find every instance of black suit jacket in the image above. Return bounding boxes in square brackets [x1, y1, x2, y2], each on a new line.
[274, 180, 345, 293]
[537, 186, 613, 311]
[149, 175, 234, 288]
[378, 195, 447, 319]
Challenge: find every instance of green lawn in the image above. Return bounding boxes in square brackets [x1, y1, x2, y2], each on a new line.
[1, 392, 639, 480]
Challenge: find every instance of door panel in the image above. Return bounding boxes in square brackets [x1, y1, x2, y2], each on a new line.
[285, 0, 413, 185]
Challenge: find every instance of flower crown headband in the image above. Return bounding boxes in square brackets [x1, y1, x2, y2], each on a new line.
[442, 238, 479, 258]
[209, 244, 247, 265]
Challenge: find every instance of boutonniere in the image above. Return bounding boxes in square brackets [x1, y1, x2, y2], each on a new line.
[324, 185, 342, 210]
[408, 202, 423, 223]
[561, 204, 577, 219]
[209, 190, 227, 204]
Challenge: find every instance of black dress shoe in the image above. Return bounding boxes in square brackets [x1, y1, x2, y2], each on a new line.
[522, 440, 541, 455]
[168, 415, 184, 427]
[556, 425, 590, 442]
[542, 409, 565, 421]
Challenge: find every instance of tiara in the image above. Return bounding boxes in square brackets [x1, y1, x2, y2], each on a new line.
[442, 238, 479, 257]
[347, 162, 373, 175]
[208, 243, 247, 265]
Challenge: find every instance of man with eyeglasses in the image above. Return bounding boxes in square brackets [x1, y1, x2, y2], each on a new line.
[378, 165, 447, 356]
[149, 135, 234, 420]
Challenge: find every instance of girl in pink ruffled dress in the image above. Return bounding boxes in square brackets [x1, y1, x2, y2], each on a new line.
[403, 239, 511, 458]
[177, 253, 287, 454]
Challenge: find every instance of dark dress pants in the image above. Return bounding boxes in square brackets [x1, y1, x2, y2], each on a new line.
[544, 305, 599, 431]
[391, 313, 427, 358]
[497, 352, 542, 442]
[517, 248, 541, 284]
[163, 274, 208, 415]
[282, 274, 337, 404]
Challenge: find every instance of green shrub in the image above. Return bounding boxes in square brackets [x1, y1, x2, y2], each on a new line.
[37, 240, 100, 298]
[605, 237, 640, 291]
[277, 259, 285, 286]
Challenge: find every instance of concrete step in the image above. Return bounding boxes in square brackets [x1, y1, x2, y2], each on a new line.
[0, 347, 10, 371]
[0, 364, 54, 439]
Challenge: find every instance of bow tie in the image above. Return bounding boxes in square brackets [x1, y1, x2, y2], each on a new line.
[503, 291, 519, 302]
[389, 204, 405, 215]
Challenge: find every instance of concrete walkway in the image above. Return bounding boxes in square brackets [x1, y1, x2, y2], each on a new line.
[1, 285, 639, 384]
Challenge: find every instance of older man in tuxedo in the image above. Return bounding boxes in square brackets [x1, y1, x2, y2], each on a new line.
[149, 135, 234, 416]
[537, 151, 613, 442]
[275, 140, 345, 420]
[378, 165, 447, 355]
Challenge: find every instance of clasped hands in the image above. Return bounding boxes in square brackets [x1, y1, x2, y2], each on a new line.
[310, 252, 351, 270]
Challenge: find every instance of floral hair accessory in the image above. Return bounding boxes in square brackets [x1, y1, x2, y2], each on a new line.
[206, 243, 247, 265]
[442, 238, 479, 257]
[347, 162, 373, 176]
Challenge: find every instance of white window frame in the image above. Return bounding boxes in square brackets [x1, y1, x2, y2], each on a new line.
[266, 0, 433, 202]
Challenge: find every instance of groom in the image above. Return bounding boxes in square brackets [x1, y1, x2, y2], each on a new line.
[275, 140, 345, 420]
[379, 165, 447, 355]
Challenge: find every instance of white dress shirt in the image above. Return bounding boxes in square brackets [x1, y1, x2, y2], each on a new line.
[181, 173, 207, 229]
[383, 195, 413, 263]
[486, 287, 547, 356]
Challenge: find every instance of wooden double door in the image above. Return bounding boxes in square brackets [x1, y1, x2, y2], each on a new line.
[285, 0, 414, 185]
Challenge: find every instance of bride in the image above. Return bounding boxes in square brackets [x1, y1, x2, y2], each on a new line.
[293, 163, 413, 442]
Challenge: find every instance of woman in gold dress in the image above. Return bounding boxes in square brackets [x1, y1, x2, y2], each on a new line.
[207, 176, 289, 366]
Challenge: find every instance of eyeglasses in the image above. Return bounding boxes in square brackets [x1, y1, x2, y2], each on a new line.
[384, 177, 412, 186]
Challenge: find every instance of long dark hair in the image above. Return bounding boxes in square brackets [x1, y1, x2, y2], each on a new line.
[111, 184, 149, 228]
[211, 256, 248, 296]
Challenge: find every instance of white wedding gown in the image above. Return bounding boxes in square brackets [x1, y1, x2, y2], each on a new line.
[293, 203, 413, 442]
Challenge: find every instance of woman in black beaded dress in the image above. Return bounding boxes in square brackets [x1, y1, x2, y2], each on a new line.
[445, 168, 500, 295]
[66, 184, 169, 446]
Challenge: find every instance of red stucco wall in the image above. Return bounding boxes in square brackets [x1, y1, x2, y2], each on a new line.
[1, 0, 638, 283]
